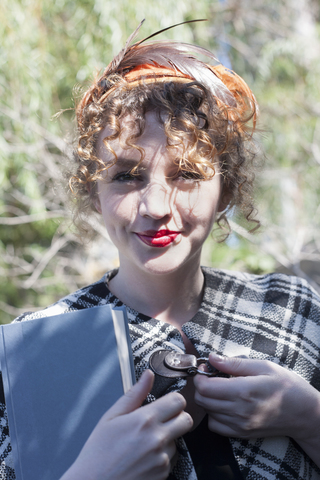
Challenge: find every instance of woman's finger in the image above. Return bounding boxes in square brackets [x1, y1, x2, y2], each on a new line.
[194, 392, 234, 414]
[145, 392, 187, 423]
[162, 409, 193, 441]
[208, 353, 273, 377]
[194, 374, 245, 401]
[103, 369, 154, 420]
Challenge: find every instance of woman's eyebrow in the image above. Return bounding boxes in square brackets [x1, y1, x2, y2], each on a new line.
[110, 158, 141, 169]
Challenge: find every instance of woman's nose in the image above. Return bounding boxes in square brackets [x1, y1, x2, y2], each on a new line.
[138, 182, 173, 220]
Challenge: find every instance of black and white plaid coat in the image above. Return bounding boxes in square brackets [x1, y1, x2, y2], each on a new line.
[1, 267, 320, 480]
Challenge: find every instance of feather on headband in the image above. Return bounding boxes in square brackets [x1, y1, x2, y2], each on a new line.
[77, 20, 258, 128]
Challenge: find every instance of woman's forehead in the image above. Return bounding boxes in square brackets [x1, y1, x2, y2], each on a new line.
[97, 112, 169, 161]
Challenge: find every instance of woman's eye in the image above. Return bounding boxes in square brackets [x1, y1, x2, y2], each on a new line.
[112, 171, 140, 183]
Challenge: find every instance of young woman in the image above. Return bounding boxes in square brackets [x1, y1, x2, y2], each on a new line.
[2, 22, 320, 480]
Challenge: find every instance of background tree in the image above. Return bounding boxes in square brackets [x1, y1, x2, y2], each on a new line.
[1, 0, 320, 323]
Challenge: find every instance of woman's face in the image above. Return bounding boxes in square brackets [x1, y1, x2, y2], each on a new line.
[95, 112, 225, 277]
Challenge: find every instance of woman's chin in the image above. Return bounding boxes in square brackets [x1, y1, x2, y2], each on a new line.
[117, 239, 201, 278]
[132, 252, 199, 277]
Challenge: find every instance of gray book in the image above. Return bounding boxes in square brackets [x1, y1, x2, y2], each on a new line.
[0, 305, 135, 480]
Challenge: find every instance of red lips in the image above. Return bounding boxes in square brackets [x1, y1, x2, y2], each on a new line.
[136, 229, 180, 248]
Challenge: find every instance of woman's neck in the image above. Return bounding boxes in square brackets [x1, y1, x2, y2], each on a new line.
[108, 260, 204, 329]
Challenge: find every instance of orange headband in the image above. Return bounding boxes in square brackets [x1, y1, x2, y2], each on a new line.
[124, 63, 258, 119]
[97, 64, 194, 104]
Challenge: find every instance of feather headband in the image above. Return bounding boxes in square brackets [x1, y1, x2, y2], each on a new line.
[76, 20, 258, 130]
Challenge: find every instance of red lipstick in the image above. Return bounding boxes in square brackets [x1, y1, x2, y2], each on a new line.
[136, 230, 180, 248]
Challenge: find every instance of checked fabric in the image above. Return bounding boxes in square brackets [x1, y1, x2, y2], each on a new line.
[0, 267, 320, 479]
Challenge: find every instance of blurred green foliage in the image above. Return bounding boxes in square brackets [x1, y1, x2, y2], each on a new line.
[1, 0, 320, 322]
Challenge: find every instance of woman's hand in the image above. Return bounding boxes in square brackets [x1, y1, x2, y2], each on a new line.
[194, 353, 320, 467]
[60, 369, 193, 480]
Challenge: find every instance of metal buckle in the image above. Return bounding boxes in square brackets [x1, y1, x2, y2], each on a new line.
[149, 349, 219, 378]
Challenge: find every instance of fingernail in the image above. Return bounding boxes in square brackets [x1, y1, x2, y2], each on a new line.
[140, 369, 154, 381]
[209, 352, 225, 362]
